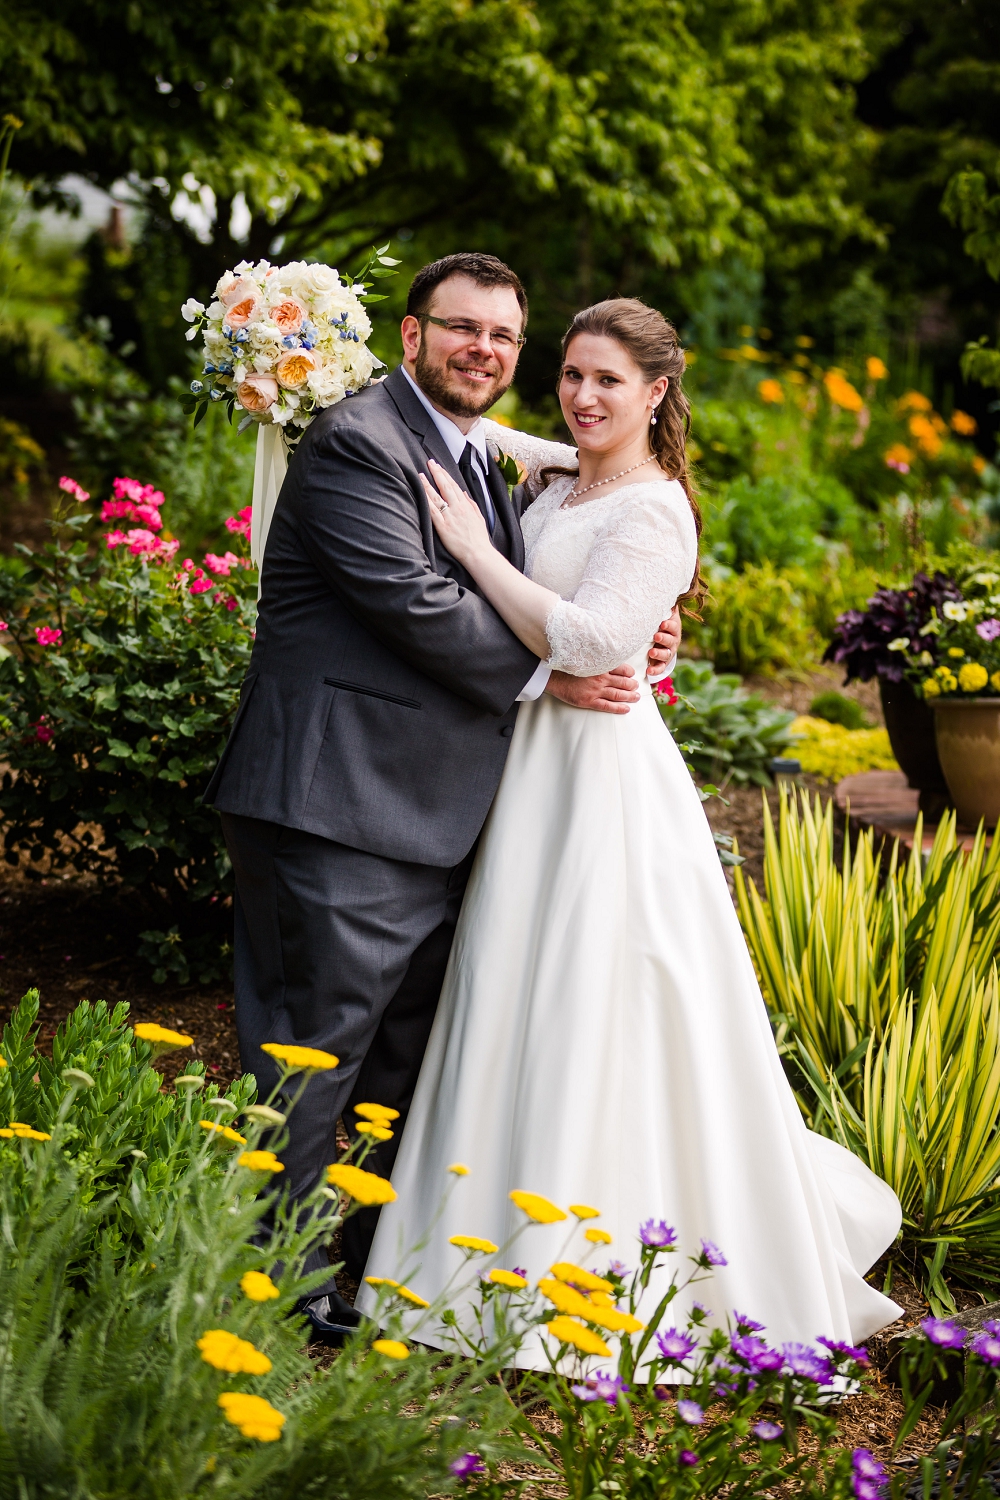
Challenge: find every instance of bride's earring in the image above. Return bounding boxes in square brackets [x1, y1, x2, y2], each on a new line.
[650, 409, 658, 425]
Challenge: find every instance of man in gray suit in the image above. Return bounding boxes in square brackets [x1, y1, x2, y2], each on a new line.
[205, 253, 680, 1339]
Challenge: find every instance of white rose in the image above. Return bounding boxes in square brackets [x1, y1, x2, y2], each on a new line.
[306, 363, 347, 405]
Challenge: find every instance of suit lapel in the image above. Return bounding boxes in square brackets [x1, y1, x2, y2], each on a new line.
[485, 455, 524, 571]
[383, 365, 466, 491]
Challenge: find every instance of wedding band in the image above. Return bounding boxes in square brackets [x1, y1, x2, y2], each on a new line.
[439, 500, 449, 510]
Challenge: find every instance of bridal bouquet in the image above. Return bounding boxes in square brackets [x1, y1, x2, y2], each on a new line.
[180, 247, 398, 437]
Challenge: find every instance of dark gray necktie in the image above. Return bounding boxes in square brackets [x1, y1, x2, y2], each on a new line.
[458, 443, 497, 537]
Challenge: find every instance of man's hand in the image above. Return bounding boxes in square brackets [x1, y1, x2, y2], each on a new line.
[647, 605, 682, 679]
[546, 665, 641, 715]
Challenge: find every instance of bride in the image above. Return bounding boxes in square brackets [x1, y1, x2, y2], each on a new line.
[357, 297, 901, 1364]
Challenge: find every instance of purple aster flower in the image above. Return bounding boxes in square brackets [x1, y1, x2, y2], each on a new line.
[640, 1219, 677, 1248]
[608, 1260, 630, 1279]
[700, 1239, 727, 1267]
[653, 1384, 670, 1401]
[449, 1453, 486, 1480]
[732, 1335, 784, 1373]
[982, 1319, 1000, 1337]
[657, 1328, 698, 1362]
[733, 1310, 765, 1333]
[781, 1343, 834, 1384]
[977, 619, 1000, 641]
[512, 1267, 527, 1279]
[851, 1449, 888, 1498]
[920, 1317, 967, 1350]
[852, 1450, 886, 1480]
[971, 1330, 1000, 1367]
[676, 1399, 704, 1425]
[818, 1336, 870, 1367]
[570, 1371, 629, 1407]
[754, 1421, 783, 1442]
[691, 1301, 712, 1321]
[679, 1450, 700, 1466]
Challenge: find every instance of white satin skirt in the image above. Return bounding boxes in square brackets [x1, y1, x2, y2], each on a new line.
[358, 679, 902, 1367]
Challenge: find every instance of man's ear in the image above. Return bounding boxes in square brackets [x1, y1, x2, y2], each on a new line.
[401, 315, 422, 364]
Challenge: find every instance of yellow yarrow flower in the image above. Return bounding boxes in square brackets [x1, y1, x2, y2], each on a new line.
[198, 1329, 272, 1375]
[959, 662, 989, 693]
[509, 1189, 567, 1224]
[7, 1123, 52, 1141]
[133, 1022, 193, 1057]
[589, 1305, 645, 1335]
[539, 1279, 597, 1319]
[372, 1339, 410, 1360]
[489, 1268, 529, 1290]
[866, 356, 888, 380]
[363, 1277, 427, 1307]
[585, 1228, 613, 1244]
[549, 1262, 614, 1294]
[217, 1391, 285, 1442]
[569, 1203, 600, 1220]
[326, 1162, 397, 1205]
[447, 1163, 469, 1176]
[238, 1151, 284, 1174]
[240, 1270, 280, 1302]
[356, 1122, 394, 1141]
[365, 1276, 399, 1288]
[0, 1055, 6, 1068]
[546, 1317, 611, 1358]
[260, 1042, 339, 1072]
[449, 1234, 499, 1254]
[200, 1120, 247, 1145]
[0, 1129, 11, 1138]
[354, 1103, 400, 1122]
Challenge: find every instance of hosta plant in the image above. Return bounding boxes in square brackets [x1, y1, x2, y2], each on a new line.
[657, 658, 796, 789]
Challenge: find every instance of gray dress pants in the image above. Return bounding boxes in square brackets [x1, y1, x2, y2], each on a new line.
[221, 812, 474, 1287]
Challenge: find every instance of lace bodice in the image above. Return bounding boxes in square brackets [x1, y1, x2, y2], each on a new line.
[483, 419, 698, 678]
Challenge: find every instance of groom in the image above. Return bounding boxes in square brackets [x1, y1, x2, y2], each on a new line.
[206, 252, 680, 1339]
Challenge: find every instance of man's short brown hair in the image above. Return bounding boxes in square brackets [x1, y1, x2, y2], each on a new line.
[406, 253, 528, 329]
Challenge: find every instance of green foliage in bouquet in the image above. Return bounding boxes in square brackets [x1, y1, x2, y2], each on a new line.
[657, 660, 796, 788]
[0, 473, 255, 951]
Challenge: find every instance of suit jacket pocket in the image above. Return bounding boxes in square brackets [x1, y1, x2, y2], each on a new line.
[323, 677, 422, 710]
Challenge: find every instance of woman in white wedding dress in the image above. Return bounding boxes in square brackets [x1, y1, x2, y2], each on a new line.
[358, 298, 901, 1365]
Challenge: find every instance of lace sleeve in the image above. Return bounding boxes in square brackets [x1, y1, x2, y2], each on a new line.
[545, 482, 697, 677]
[481, 420, 577, 497]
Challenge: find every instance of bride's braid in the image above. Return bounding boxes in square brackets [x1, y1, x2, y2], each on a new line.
[543, 297, 706, 615]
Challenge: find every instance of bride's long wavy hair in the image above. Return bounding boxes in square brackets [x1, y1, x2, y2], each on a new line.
[543, 297, 705, 615]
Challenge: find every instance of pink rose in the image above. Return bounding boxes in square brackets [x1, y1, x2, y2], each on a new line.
[189, 578, 214, 595]
[58, 476, 90, 502]
[32, 717, 54, 743]
[275, 350, 316, 390]
[225, 506, 253, 536]
[105, 531, 127, 549]
[124, 529, 159, 556]
[271, 298, 306, 335]
[225, 294, 261, 331]
[237, 375, 279, 413]
[132, 504, 163, 530]
[35, 626, 62, 646]
[218, 274, 258, 307]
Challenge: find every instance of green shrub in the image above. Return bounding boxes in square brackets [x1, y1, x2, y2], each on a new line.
[685, 563, 820, 675]
[0, 473, 254, 963]
[807, 690, 870, 729]
[658, 659, 796, 787]
[701, 472, 860, 572]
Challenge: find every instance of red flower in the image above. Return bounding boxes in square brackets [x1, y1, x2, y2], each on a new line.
[35, 626, 62, 647]
[653, 675, 678, 706]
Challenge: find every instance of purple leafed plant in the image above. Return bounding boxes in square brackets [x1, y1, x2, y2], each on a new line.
[823, 572, 961, 682]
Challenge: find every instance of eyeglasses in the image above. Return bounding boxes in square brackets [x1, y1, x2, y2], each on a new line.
[420, 314, 526, 350]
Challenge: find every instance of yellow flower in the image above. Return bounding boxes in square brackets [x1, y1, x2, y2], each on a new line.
[449, 1234, 499, 1254]
[940, 671, 958, 692]
[589, 1291, 615, 1307]
[897, 390, 932, 413]
[354, 1103, 400, 1122]
[0, 1129, 11, 1138]
[260, 1042, 339, 1071]
[909, 413, 943, 458]
[326, 1163, 397, 1205]
[447, 1163, 469, 1176]
[240, 1271, 280, 1302]
[951, 409, 977, 436]
[948, 647, 966, 658]
[823, 370, 863, 412]
[133, 1022, 193, 1056]
[217, 1391, 285, 1442]
[365, 1276, 398, 1287]
[549, 1262, 614, 1293]
[795, 335, 815, 348]
[589, 1306, 645, 1335]
[509, 1189, 567, 1224]
[538, 1280, 643, 1335]
[197, 1329, 272, 1375]
[395, 1284, 430, 1308]
[489, 1268, 529, 1290]
[238, 1151, 284, 1174]
[866, 356, 888, 380]
[372, 1339, 410, 1360]
[539, 1279, 595, 1318]
[546, 1317, 611, 1357]
[959, 662, 989, 694]
[569, 1204, 600, 1220]
[991, 672, 1000, 693]
[0, 1056, 6, 1069]
[8, 1123, 52, 1141]
[922, 678, 941, 698]
[758, 378, 784, 404]
[585, 1228, 613, 1244]
[974, 455, 987, 476]
[356, 1121, 394, 1141]
[200, 1121, 247, 1145]
[884, 442, 913, 469]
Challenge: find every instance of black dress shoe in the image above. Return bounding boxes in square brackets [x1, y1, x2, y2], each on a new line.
[297, 1290, 370, 1348]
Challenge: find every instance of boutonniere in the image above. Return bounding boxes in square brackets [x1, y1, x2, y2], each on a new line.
[494, 449, 526, 497]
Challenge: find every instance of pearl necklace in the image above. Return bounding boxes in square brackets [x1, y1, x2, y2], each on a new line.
[561, 455, 656, 508]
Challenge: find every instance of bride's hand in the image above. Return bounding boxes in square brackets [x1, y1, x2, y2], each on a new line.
[421, 461, 492, 566]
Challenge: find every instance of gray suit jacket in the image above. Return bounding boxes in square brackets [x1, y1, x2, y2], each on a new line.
[204, 366, 541, 866]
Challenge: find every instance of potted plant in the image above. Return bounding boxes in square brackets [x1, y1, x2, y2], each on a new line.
[823, 572, 961, 813]
[906, 568, 1000, 827]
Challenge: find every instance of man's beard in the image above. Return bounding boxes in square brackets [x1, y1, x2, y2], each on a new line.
[414, 344, 511, 418]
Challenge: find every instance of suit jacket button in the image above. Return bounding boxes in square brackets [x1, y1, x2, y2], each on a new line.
[500, 725, 514, 738]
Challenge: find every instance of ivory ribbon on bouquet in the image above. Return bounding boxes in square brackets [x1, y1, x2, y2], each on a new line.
[250, 424, 289, 589]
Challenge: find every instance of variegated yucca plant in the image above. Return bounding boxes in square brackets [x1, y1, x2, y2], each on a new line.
[735, 791, 1000, 1303]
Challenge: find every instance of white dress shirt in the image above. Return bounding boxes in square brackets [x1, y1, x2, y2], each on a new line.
[402, 367, 551, 702]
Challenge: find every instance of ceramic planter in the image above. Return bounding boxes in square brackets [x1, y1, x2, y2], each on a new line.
[879, 676, 951, 816]
[932, 698, 1000, 828]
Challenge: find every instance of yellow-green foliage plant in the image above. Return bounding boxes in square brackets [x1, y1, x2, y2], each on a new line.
[790, 716, 898, 782]
[735, 791, 1000, 1297]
